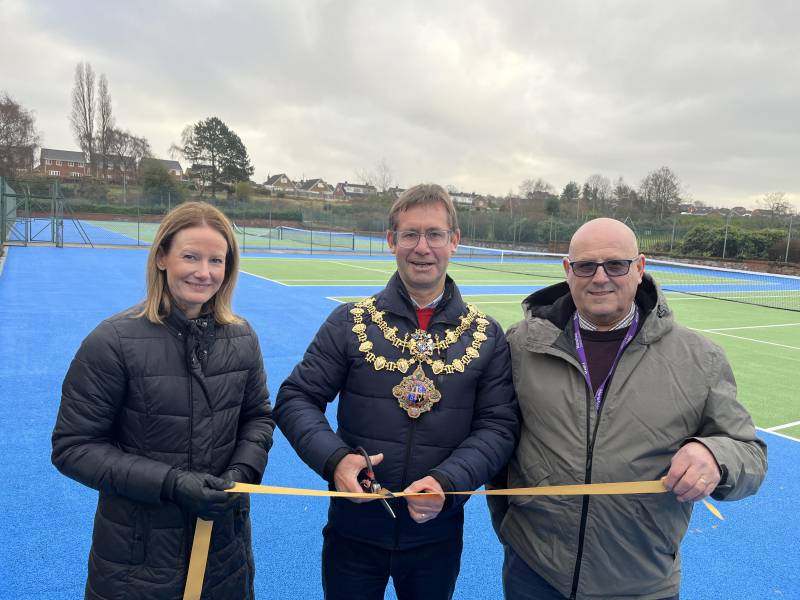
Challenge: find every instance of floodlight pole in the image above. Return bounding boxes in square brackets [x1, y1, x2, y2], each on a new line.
[722, 212, 732, 259]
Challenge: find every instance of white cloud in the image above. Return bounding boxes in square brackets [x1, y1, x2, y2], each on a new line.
[2, 0, 798, 208]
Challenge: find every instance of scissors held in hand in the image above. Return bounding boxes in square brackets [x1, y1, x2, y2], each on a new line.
[355, 446, 396, 519]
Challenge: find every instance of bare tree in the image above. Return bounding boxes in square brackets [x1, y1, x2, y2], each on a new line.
[0, 92, 40, 176]
[107, 128, 151, 174]
[519, 178, 554, 199]
[70, 62, 96, 176]
[96, 73, 114, 177]
[639, 166, 683, 220]
[758, 191, 792, 216]
[356, 158, 394, 194]
[584, 174, 612, 213]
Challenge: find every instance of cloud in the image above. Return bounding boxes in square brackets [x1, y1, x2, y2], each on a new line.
[1, 0, 798, 207]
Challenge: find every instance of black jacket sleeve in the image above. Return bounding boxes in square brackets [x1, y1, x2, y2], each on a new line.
[51, 320, 172, 505]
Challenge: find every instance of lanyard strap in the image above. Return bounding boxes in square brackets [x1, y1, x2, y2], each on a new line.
[573, 309, 639, 412]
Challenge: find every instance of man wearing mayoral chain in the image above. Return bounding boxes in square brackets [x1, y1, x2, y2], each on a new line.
[489, 218, 767, 600]
[274, 184, 519, 600]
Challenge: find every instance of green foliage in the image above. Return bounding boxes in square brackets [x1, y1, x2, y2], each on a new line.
[180, 117, 254, 198]
[75, 177, 108, 201]
[235, 181, 252, 203]
[140, 160, 184, 205]
[681, 224, 787, 259]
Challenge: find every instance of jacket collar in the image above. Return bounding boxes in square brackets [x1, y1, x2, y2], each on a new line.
[521, 273, 673, 347]
[377, 272, 465, 326]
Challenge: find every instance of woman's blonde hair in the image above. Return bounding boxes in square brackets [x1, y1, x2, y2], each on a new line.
[139, 201, 242, 325]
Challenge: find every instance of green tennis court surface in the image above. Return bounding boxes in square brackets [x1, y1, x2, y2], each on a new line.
[239, 256, 800, 440]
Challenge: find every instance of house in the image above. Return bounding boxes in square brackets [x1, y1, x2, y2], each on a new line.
[149, 158, 183, 177]
[388, 186, 406, 199]
[297, 178, 334, 199]
[39, 148, 89, 179]
[333, 181, 377, 200]
[139, 157, 183, 178]
[264, 173, 297, 194]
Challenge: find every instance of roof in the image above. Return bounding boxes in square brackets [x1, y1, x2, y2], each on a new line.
[336, 182, 377, 194]
[265, 173, 293, 185]
[141, 157, 182, 171]
[299, 178, 330, 191]
[40, 148, 86, 162]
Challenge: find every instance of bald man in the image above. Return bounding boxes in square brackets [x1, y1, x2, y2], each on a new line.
[489, 218, 767, 600]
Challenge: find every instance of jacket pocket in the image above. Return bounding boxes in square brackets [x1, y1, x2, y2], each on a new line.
[93, 495, 147, 566]
[507, 457, 553, 508]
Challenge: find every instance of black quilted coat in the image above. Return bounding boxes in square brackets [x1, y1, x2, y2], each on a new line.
[52, 307, 274, 600]
[274, 274, 519, 550]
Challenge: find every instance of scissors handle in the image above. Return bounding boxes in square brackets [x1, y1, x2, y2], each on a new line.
[354, 447, 396, 519]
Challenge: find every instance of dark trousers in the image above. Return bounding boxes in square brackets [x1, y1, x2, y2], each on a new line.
[502, 545, 679, 600]
[321, 525, 463, 600]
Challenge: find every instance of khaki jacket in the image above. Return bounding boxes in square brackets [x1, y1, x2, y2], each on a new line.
[491, 275, 767, 600]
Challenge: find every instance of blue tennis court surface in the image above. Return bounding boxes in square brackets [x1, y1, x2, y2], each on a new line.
[0, 246, 797, 599]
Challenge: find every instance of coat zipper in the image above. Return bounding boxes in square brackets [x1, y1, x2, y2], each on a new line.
[569, 374, 608, 600]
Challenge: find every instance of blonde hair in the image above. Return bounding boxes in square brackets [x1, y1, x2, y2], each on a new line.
[388, 184, 459, 232]
[139, 201, 242, 325]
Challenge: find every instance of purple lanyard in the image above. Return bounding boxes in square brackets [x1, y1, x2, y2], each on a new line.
[573, 310, 639, 412]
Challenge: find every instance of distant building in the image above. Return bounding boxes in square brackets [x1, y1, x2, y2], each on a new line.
[264, 173, 297, 193]
[333, 181, 377, 200]
[39, 148, 89, 179]
[139, 157, 183, 177]
[297, 178, 334, 199]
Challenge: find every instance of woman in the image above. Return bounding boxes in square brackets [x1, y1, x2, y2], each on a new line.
[52, 201, 273, 599]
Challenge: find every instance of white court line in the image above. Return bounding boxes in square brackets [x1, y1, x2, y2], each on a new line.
[239, 270, 288, 287]
[705, 323, 800, 332]
[694, 329, 800, 351]
[766, 420, 800, 432]
[325, 296, 345, 303]
[329, 260, 393, 274]
[758, 427, 800, 443]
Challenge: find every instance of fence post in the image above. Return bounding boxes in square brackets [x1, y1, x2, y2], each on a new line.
[786, 214, 794, 263]
[722, 214, 731, 259]
[670, 217, 677, 253]
[0, 177, 5, 244]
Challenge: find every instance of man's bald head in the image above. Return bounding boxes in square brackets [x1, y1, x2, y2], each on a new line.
[563, 218, 645, 330]
[568, 218, 639, 259]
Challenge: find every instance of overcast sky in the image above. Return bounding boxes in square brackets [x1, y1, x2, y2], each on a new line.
[2, 0, 798, 208]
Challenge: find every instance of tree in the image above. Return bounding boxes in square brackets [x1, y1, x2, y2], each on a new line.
[560, 181, 580, 203]
[0, 92, 40, 177]
[356, 158, 394, 194]
[140, 158, 183, 205]
[175, 117, 254, 199]
[96, 73, 114, 176]
[639, 166, 683, 220]
[758, 191, 792, 217]
[612, 177, 638, 213]
[519, 178, 554, 199]
[70, 62, 96, 175]
[107, 128, 151, 175]
[583, 174, 612, 214]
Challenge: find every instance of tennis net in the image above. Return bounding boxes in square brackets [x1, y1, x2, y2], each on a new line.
[451, 246, 800, 312]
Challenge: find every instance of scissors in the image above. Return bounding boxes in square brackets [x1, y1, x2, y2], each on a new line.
[354, 446, 396, 519]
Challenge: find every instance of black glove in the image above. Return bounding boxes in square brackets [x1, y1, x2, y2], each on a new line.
[168, 470, 237, 520]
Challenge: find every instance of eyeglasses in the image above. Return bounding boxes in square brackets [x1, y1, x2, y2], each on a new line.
[394, 229, 452, 249]
[568, 258, 639, 277]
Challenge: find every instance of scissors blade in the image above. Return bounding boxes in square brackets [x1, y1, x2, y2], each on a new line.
[380, 497, 397, 519]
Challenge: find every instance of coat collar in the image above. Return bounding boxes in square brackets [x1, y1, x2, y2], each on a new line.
[521, 273, 673, 348]
[376, 272, 465, 327]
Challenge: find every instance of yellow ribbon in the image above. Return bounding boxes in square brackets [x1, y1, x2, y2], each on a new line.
[182, 480, 722, 599]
